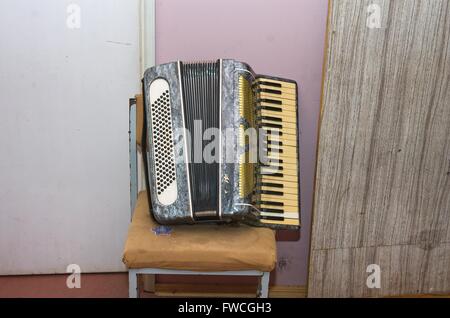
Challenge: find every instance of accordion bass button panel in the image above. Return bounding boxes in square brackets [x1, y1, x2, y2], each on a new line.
[149, 78, 178, 206]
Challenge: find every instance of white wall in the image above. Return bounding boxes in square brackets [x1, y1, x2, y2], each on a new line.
[0, 0, 141, 274]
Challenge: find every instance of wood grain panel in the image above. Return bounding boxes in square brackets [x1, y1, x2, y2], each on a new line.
[309, 0, 450, 297]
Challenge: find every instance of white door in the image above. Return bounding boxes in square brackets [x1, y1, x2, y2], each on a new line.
[0, 0, 141, 274]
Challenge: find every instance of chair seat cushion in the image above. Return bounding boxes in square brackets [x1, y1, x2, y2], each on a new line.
[122, 192, 276, 272]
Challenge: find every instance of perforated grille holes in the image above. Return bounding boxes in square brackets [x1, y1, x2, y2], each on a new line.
[150, 88, 176, 198]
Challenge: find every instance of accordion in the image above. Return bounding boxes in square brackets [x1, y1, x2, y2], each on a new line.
[142, 59, 300, 229]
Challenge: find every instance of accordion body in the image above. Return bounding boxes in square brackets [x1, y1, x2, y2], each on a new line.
[142, 59, 300, 229]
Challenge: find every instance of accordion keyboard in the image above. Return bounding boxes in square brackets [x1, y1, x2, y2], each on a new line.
[254, 78, 300, 227]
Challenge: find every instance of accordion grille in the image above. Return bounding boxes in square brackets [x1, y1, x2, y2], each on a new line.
[238, 76, 256, 198]
[239, 76, 254, 125]
[239, 125, 255, 198]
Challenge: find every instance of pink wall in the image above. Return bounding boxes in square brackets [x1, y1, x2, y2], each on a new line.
[156, 0, 328, 285]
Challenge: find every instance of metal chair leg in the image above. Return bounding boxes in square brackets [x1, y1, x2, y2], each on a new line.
[257, 272, 270, 298]
[129, 269, 138, 298]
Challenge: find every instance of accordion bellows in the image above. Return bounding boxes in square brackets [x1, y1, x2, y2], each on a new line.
[142, 59, 300, 229]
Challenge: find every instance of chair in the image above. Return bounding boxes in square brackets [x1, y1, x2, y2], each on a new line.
[123, 95, 277, 298]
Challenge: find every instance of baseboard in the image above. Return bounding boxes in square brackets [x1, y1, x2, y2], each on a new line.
[153, 283, 306, 298]
[269, 285, 307, 298]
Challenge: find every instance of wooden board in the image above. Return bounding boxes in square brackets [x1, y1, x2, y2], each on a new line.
[308, 0, 450, 297]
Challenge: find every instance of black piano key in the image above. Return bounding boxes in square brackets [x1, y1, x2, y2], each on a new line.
[257, 200, 284, 206]
[261, 208, 284, 213]
[260, 172, 284, 177]
[258, 182, 283, 188]
[259, 116, 282, 122]
[257, 190, 283, 196]
[260, 216, 285, 221]
[254, 81, 282, 88]
[256, 105, 283, 112]
[255, 88, 282, 95]
[256, 98, 282, 105]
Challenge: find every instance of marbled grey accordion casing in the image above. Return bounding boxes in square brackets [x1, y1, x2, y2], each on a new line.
[142, 59, 300, 229]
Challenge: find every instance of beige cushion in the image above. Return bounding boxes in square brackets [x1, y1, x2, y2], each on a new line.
[123, 191, 276, 272]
